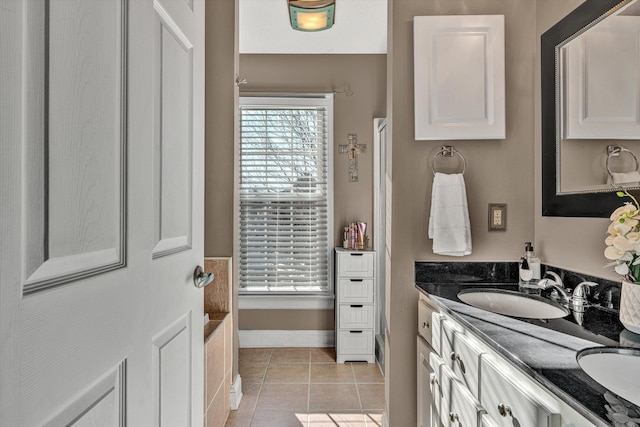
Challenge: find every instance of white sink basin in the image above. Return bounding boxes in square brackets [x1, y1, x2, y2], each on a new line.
[577, 347, 640, 407]
[457, 289, 570, 319]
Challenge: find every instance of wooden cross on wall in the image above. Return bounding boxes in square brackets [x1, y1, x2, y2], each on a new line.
[338, 134, 366, 182]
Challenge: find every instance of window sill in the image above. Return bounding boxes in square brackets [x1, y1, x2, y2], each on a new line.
[238, 294, 335, 310]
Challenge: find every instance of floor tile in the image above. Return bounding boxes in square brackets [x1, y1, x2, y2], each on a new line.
[357, 384, 385, 410]
[351, 363, 384, 383]
[307, 411, 366, 426]
[251, 410, 307, 427]
[235, 382, 261, 413]
[309, 383, 361, 411]
[310, 364, 356, 383]
[363, 411, 383, 427]
[240, 364, 268, 384]
[264, 364, 310, 383]
[225, 409, 254, 427]
[310, 347, 336, 363]
[270, 347, 312, 364]
[256, 383, 309, 411]
[239, 348, 272, 366]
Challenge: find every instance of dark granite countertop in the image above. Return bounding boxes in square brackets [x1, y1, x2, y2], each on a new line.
[415, 280, 640, 427]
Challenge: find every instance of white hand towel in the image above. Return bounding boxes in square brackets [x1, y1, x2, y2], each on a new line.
[607, 171, 640, 186]
[428, 172, 472, 256]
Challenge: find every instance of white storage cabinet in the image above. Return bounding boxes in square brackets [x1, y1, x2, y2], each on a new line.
[335, 248, 376, 363]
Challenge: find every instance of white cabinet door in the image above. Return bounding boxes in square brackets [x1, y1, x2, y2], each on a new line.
[442, 321, 486, 399]
[0, 0, 205, 425]
[414, 15, 505, 140]
[480, 356, 561, 427]
[417, 336, 433, 427]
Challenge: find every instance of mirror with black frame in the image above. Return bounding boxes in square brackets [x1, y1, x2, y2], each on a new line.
[541, 0, 640, 217]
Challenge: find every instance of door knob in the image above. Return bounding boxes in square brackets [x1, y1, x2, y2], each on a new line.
[193, 266, 214, 288]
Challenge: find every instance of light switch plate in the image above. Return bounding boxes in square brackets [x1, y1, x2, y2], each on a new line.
[488, 203, 507, 231]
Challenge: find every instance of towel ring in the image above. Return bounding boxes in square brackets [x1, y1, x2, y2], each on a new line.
[606, 145, 639, 178]
[432, 146, 466, 175]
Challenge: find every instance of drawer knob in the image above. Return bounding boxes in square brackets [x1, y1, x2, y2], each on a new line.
[449, 412, 459, 422]
[422, 321, 430, 329]
[498, 403, 512, 417]
[450, 352, 466, 374]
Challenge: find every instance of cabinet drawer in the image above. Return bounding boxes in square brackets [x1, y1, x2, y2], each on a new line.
[480, 356, 561, 427]
[338, 278, 374, 303]
[339, 304, 374, 329]
[441, 320, 464, 368]
[417, 299, 438, 345]
[337, 252, 374, 277]
[441, 323, 485, 399]
[337, 330, 374, 355]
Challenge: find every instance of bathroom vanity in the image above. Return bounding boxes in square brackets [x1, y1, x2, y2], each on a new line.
[415, 262, 640, 427]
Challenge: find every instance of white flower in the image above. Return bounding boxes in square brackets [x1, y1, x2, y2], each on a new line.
[615, 263, 630, 276]
[605, 245, 628, 260]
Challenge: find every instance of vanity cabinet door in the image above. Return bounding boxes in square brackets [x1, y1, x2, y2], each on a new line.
[480, 356, 561, 427]
[440, 363, 486, 427]
[429, 353, 445, 427]
[442, 320, 485, 399]
[432, 312, 443, 355]
[448, 378, 486, 427]
[417, 336, 434, 427]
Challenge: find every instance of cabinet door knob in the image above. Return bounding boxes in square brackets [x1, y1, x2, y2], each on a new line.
[498, 403, 512, 417]
[449, 412, 459, 422]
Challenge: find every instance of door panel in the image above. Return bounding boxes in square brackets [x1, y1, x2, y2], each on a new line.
[23, 0, 127, 294]
[152, 1, 194, 258]
[154, 314, 192, 427]
[42, 361, 127, 427]
[0, 0, 205, 425]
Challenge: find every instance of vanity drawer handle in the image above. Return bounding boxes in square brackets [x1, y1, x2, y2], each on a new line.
[350, 304, 363, 308]
[349, 279, 364, 282]
[449, 413, 459, 422]
[498, 403, 512, 417]
[349, 330, 363, 333]
[450, 352, 466, 374]
[350, 253, 364, 256]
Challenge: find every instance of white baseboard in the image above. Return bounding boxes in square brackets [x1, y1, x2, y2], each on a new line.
[239, 330, 335, 348]
[229, 374, 242, 410]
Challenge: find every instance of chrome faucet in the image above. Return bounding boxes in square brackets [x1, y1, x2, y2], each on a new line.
[537, 271, 569, 302]
[538, 278, 571, 303]
[572, 281, 598, 306]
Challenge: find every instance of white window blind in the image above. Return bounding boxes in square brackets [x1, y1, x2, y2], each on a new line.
[239, 96, 333, 294]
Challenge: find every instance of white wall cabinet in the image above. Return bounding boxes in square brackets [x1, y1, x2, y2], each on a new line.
[335, 249, 376, 363]
[418, 293, 597, 427]
[414, 15, 505, 140]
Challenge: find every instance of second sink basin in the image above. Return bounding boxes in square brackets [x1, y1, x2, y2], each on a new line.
[457, 288, 570, 319]
[577, 347, 640, 407]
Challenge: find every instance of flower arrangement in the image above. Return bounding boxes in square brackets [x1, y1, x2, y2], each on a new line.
[604, 190, 640, 284]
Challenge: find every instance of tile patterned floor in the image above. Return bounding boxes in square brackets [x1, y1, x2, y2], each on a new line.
[225, 348, 384, 427]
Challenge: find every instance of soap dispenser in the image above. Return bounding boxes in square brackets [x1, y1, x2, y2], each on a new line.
[519, 242, 541, 293]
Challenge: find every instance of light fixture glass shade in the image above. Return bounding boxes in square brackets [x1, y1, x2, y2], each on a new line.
[288, 1, 335, 32]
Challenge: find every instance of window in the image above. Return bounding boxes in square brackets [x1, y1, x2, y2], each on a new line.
[238, 95, 333, 296]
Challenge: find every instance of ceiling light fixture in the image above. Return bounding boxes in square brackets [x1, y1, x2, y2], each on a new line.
[288, 0, 335, 32]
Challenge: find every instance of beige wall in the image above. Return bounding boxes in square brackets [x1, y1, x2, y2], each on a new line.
[205, 0, 239, 377]
[237, 54, 387, 330]
[386, 1, 537, 425]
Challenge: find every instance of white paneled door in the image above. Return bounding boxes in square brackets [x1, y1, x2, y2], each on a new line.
[0, 0, 205, 425]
